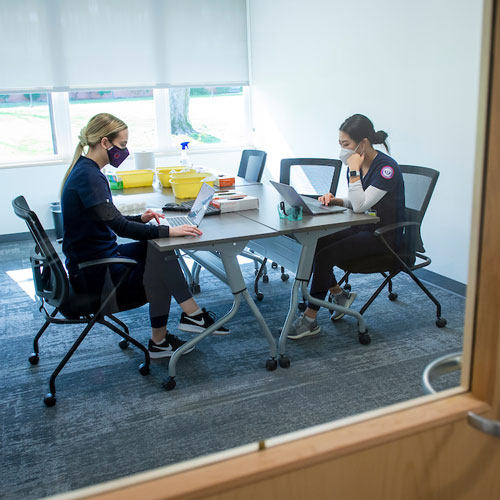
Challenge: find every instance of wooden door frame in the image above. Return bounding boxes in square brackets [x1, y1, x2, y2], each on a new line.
[48, 1, 500, 499]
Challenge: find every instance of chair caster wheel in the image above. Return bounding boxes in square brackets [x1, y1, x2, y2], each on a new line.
[266, 358, 278, 371]
[119, 340, 129, 350]
[344, 284, 352, 291]
[388, 292, 398, 301]
[436, 317, 447, 328]
[190, 284, 201, 294]
[281, 273, 289, 281]
[139, 363, 150, 376]
[163, 377, 176, 391]
[44, 393, 56, 407]
[28, 353, 39, 365]
[263, 275, 269, 283]
[271, 262, 278, 269]
[298, 301, 307, 312]
[279, 355, 291, 369]
[358, 332, 371, 345]
[256, 292, 264, 301]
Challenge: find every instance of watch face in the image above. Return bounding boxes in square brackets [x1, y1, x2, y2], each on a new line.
[350, 170, 359, 177]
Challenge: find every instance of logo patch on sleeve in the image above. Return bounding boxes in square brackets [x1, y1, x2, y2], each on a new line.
[380, 166, 394, 179]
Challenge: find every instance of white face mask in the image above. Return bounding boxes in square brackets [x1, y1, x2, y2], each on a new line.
[339, 143, 360, 165]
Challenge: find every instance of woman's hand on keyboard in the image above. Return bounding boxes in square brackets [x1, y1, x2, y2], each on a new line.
[318, 193, 334, 206]
[169, 225, 203, 237]
[141, 209, 164, 224]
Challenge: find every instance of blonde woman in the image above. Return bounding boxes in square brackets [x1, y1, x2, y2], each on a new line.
[61, 113, 229, 358]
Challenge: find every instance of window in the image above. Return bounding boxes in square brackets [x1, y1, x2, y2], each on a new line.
[0, 86, 250, 166]
[69, 90, 157, 152]
[0, 92, 55, 163]
[170, 86, 248, 148]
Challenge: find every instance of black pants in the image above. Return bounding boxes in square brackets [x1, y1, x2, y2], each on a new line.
[308, 227, 390, 311]
[70, 241, 192, 328]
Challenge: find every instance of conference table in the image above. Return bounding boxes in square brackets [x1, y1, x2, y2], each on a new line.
[113, 179, 378, 390]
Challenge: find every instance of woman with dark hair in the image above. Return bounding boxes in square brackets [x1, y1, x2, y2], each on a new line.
[288, 114, 405, 340]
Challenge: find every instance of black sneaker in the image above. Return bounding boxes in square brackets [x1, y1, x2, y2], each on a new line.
[148, 333, 195, 359]
[178, 308, 230, 336]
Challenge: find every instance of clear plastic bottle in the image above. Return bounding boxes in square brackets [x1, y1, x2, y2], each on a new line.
[180, 141, 190, 167]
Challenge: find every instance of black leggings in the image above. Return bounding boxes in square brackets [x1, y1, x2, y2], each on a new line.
[70, 241, 192, 328]
[308, 227, 390, 311]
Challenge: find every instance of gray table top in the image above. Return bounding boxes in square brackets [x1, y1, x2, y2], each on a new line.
[230, 184, 378, 235]
[152, 212, 277, 251]
[111, 180, 378, 251]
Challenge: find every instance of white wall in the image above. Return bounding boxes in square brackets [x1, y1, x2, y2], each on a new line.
[248, 0, 484, 284]
[1, 150, 242, 236]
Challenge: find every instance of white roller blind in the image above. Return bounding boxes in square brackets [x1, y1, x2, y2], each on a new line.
[0, 0, 249, 91]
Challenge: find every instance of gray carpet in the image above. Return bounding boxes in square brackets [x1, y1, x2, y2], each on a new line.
[0, 238, 464, 499]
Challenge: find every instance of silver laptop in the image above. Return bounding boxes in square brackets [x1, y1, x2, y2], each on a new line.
[269, 180, 346, 215]
[161, 183, 215, 227]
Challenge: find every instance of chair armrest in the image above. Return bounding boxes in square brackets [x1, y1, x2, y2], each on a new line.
[373, 221, 419, 237]
[78, 257, 138, 270]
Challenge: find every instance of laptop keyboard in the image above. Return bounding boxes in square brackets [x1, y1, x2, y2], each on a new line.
[164, 216, 194, 227]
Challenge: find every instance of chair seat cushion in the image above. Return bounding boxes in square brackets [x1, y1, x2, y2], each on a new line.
[59, 285, 146, 319]
[339, 252, 416, 274]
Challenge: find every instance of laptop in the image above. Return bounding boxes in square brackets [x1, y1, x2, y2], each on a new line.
[160, 183, 215, 227]
[269, 180, 346, 215]
[162, 198, 221, 216]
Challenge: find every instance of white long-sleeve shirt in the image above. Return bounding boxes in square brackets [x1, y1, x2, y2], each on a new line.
[341, 181, 387, 213]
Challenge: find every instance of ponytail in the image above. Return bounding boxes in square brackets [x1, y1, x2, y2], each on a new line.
[373, 130, 390, 153]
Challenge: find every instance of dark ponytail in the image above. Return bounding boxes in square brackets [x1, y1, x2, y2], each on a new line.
[340, 114, 390, 153]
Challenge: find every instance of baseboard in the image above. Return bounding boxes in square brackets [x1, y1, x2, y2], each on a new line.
[0, 229, 57, 243]
[414, 269, 466, 297]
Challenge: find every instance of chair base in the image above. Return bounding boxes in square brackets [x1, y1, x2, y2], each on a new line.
[32, 307, 150, 407]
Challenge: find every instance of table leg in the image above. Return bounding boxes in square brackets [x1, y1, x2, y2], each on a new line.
[278, 230, 370, 362]
[163, 241, 278, 391]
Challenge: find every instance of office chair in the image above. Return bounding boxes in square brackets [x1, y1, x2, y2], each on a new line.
[336, 165, 447, 332]
[254, 158, 342, 299]
[12, 196, 150, 407]
[238, 149, 267, 182]
[188, 149, 268, 297]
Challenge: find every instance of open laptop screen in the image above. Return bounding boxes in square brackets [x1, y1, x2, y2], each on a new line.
[188, 183, 215, 226]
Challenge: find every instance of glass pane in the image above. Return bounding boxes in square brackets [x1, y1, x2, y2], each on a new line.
[69, 90, 156, 151]
[0, 93, 54, 162]
[169, 86, 247, 147]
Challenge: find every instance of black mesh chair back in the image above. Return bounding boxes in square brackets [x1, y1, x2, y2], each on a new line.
[400, 165, 440, 254]
[238, 149, 267, 182]
[401, 165, 439, 222]
[12, 196, 69, 309]
[12, 195, 150, 406]
[280, 158, 342, 197]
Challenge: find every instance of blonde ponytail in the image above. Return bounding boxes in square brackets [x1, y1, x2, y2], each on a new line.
[60, 113, 127, 195]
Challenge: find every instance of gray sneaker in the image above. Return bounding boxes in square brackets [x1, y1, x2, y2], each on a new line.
[287, 314, 321, 340]
[329, 290, 357, 320]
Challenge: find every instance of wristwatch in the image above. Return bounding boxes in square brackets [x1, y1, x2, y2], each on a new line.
[349, 170, 360, 178]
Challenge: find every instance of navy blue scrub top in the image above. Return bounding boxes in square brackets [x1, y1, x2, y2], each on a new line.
[350, 150, 405, 230]
[61, 156, 118, 272]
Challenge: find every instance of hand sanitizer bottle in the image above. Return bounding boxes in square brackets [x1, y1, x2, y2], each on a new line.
[180, 141, 190, 167]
